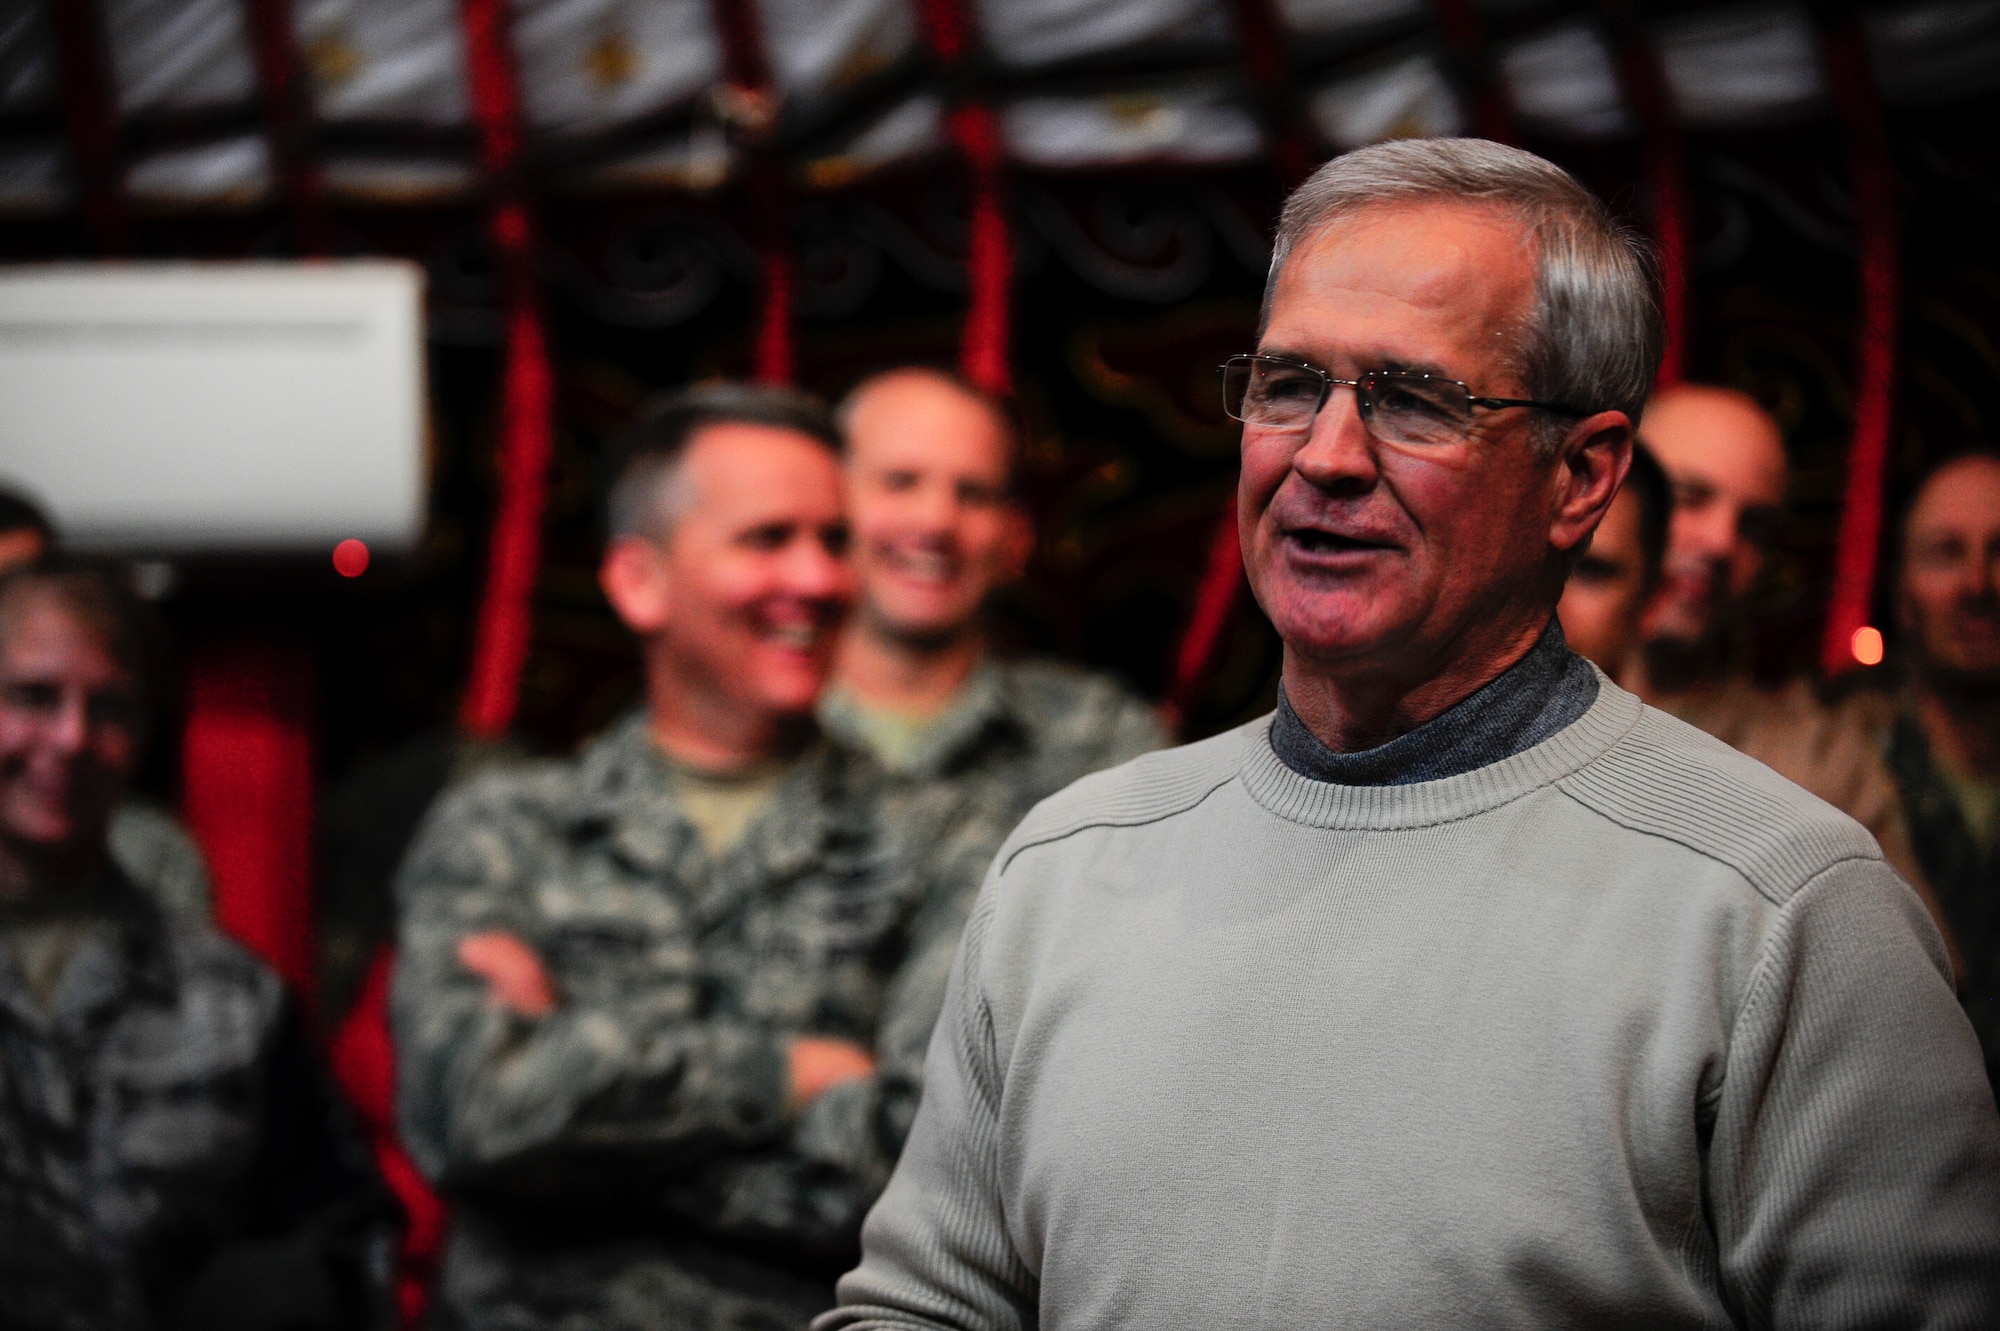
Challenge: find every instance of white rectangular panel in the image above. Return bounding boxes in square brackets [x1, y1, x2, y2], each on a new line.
[0, 260, 426, 554]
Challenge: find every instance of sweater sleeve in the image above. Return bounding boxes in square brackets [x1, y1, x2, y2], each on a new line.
[815, 889, 1038, 1331]
[1709, 855, 2000, 1328]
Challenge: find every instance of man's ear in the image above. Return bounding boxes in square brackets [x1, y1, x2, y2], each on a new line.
[600, 534, 672, 635]
[1549, 411, 1633, 555]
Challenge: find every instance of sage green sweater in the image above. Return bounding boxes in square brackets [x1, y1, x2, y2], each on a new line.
[821, 680, 2000, 1329]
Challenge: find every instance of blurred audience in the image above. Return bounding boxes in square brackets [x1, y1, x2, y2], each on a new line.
[0, 486, 212, 923]
[1880, 451, 2000, 1088]
[1624, 384, 1937, 914]
[820, 369, 1167, 1055]
[1558, 441, 1670, 677]
[0, 556, 393, 1331]
[391, 383, 979, 1330]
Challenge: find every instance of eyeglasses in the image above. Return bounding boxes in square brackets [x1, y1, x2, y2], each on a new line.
[1219, 354, 1586, 446]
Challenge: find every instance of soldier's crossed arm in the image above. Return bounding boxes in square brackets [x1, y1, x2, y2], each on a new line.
[390, 776, 800, 1199]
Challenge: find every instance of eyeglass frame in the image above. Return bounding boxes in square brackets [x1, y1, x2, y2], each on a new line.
[1217, 354, 1590, 442]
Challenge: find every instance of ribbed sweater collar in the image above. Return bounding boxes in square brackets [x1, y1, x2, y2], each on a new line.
[1271, 620, 1599, 787]
[1241, 673, 1644, 830]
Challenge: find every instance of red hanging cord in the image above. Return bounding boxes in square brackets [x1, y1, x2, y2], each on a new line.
[1600, 4, 1690, 387]
[1427, 0, 1518, 144]
[1818, 19, 1901, 677]
[48, 0, 127, 253]
[915, 0, 1014, 395]
[1163, 0, 1311, 730]
[457, 0, 556, 739]
[244, 0, 332, 254]
[707, 0, 793, 385]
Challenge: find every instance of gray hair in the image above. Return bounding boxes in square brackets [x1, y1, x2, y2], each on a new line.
[1266, 138, 1662, 452]
[603, 381, 841, 539]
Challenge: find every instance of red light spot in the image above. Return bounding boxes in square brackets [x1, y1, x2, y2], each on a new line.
[1850, 625, 1885, 667]
[333, 539, 370, 578]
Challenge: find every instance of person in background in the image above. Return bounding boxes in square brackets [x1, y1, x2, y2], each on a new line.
[0, 485, 211, 922]
[0, 555, 393, 1331]
[1627, 385, 1939, 918]
[393, 383, 976, 1330]
[1557, 440, 1670, 677]
[820, 369, 1168, 1090]
[1882, 451, 2000, 1090]
[821, 137, 2000, 1331]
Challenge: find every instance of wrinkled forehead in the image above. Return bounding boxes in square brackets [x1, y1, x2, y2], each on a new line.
[0, 580, 135, 684]
[1906, 456, 2000, 548]
[1261, 201, 1539, 372]
[844, 373, 1014, 482]
[674, 421, 846, 531]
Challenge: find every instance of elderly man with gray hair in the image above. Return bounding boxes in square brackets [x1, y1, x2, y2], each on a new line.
[819, 140, 2000, 1330]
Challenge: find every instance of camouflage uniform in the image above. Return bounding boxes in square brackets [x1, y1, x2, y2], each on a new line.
[819, 657, 1169, 1111]
[393, 714, 972, 1331]
[0, 869, 393, 1331]
[108, 802, 212, 922]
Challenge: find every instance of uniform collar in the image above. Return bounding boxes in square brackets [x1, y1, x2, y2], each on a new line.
[563, 710, 877, 883]
[820, 660, 1029, 779]
[0, 866, 176, 1035]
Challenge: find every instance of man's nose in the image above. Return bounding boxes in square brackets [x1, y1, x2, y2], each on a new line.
[1291, 386, 1379, 492]
[787, 534, 855, 603]
[48, 694, 91, 753]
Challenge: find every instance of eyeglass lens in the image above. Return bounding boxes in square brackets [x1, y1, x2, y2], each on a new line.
[1223, 358, 1475, 446]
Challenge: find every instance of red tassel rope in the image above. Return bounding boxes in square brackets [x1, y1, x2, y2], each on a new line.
[915, 0, 1014, 395]
[457, 0, 557, 738]
[49, 0, 126, 253]
[1603, 13, 1690, 387]
[244, 0, 332, 254]
[1165, 500, 1248, 731]
[329, 948, 447, 1329]
[950, 103, 1013, 395]
[1819, 22, 1900, 677]
[706, 0, 793, 385]
[1224, 0, 1314, 186]
[1427, 0, 1518, 144]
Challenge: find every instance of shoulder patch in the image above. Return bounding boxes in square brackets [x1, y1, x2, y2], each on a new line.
[995, 718, 1256, 871]
[1559, 704, 1882, 906]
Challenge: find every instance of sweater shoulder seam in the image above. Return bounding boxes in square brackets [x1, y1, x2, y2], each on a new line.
[994, 767, 1241, 876]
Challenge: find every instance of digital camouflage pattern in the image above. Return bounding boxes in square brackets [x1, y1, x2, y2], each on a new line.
[0, 870, 392, 1331]
[819, 657, 1168, 1114]
[393, 714, 981, 1331]
[108, 802, 212, 922]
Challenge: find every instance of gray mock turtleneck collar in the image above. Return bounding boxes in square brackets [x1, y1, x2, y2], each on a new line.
[1270, 619, 1599, 787]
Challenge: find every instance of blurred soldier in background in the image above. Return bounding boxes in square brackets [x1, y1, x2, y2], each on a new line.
[0, 486, 212, 923]
[393, 384, 972, 1330]
[0, 556, 392, 1331]
[825, 369, 1165, 781]
[820, 371, 1168, 1111]
[1627, 385, 1937, 911]
[1557, 441, 1670, 678]
[1880, 452, 2000, 1090]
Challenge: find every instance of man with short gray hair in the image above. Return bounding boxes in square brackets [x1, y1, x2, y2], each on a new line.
[395, 383, 974, 1329]
[822, 139, 2000, 1329]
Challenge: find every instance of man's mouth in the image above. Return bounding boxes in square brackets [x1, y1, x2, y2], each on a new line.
[1284, 528, 1391, 556]
[880, 545, 960, 586]
[760, 620, 827, 651]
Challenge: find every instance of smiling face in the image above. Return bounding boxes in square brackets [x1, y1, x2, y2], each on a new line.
[0, 584, 142, 867]
[1638, 385, 1787, 647]
[602, 421, 854, 727]
[1900, 454, 2000, 683]
[1244, 201, 1604, 693]
[843, 371, 1030, 646]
